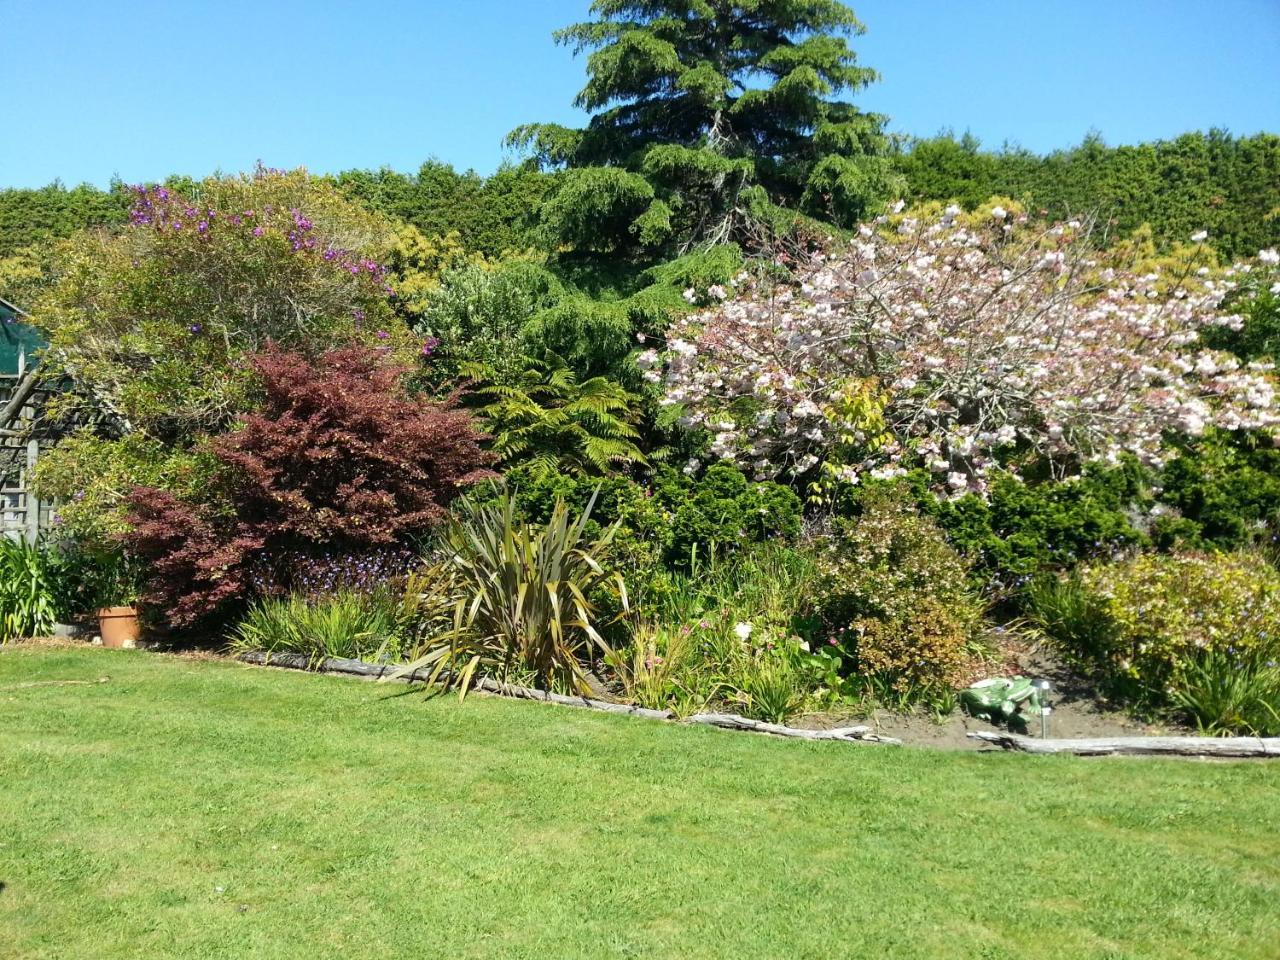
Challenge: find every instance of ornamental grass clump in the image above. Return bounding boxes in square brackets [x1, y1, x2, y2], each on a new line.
[229, 589, 408, 666]
[0, 538, 64, 643]
[1169, 648, 1280, 737]
[607, 544, 828, 722]
[394, 490, 627, 696]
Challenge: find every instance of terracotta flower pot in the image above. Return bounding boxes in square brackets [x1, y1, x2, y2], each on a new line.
[97, 606, 141, 649]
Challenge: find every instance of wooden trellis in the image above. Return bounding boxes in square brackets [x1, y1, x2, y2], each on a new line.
[0, 349, 55, 542]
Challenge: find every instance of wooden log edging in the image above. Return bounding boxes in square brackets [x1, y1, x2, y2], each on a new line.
[968, 730, 1280, 758]
[235, 650, 898, 745]
[472, 677, 675, 721]
[686, 712, 900, 744]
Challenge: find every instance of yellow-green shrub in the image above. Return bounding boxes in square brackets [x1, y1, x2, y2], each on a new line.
[852, 598, 974, 697]
[1078, 551, 1280, 692]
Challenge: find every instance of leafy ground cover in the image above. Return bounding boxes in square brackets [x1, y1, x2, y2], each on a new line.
[2, 645, 1277, 960]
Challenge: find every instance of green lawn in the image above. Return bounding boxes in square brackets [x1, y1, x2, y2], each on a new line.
[1, 647, 1277, 960]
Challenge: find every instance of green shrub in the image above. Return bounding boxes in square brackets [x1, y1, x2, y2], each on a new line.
[415, 259, 564, 386]
[850, 598, 975, 701]
[818, 487, 990, 707]
[396, 490, 627, 695]
[228, 589, 408, 665]
[1064, 551, 1280, 700]
[821, 486, 983, 631]
[1170, 649, 1280, 736]
[487, 464, 804, 587]
[662, 464, 802, 569]
[907, 465, 1150, 594]
[1153, 433, 1280, 551]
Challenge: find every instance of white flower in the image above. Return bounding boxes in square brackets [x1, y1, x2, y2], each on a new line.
[1179, 412, 1206, 435]
[793, 398, 822, 419]
[990, 206, 1008, 220]
[869, 466, 907, 481]
[1194, 355, 1219, 376]
[708, 284, 728, 301]
[682, 287, 697, 303]
[734, 622, 753, 641]
[1191, 230, 1208, 243]
[1259, 248, 1280, 266]
[947, 472, 969, 491]
[890, 199, 906, 213]
[669, 339, 697, 357]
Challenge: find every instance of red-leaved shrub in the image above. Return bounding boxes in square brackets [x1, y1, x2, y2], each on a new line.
[125, 343, 495, 625]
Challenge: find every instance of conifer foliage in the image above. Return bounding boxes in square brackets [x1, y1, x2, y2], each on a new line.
[509, 0, 902, 253]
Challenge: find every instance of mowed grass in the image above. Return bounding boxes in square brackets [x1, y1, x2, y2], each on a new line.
[1, 647, 1277, 960]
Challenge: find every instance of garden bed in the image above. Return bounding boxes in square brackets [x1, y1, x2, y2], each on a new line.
[231, 647, 1268, 758]
[235, 649, 902, 744]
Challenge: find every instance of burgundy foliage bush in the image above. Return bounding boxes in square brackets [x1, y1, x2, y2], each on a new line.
[125, 343, 495, 626]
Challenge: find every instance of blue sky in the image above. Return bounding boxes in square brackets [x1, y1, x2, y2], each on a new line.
[1, 0, 1278, 189]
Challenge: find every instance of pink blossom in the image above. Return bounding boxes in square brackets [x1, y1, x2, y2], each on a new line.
[653, 213, 1279, 496]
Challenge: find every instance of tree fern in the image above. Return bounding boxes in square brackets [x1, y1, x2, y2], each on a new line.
[465, 359, 646, 479]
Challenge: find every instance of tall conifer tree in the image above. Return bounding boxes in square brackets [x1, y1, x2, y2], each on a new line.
[509, 1, 901, 254]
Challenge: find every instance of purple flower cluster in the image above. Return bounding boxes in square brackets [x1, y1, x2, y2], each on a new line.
[128, 185, 224, 233]
[287, 207, 316, 252]
[126, 183, 395, 301]
[249, 548, 419, 600]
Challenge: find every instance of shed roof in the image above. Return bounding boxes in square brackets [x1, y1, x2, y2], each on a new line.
[0, 298, 46, 376]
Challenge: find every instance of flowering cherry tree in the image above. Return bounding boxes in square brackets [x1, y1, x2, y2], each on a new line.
[644, 207, 1279, 495]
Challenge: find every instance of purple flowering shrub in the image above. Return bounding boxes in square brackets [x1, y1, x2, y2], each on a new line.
[34, 165, 432, 440]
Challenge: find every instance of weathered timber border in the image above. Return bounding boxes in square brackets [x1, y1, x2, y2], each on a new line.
[235, 650, 901, 745]
[968, 730, 1280, 758]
